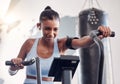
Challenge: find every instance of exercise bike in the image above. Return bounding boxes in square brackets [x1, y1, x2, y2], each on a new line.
[5, 30, 115, 84]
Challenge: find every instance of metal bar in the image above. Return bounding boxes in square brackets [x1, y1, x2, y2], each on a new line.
[94, 37, 104, 84]
[62, 70, 72, 84]
[36, 57, 41, 84]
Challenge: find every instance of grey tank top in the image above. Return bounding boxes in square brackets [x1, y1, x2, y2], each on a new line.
[25, 38, 60, 77]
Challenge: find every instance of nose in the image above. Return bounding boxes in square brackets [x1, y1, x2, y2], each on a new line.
[48, 30, 54, 38]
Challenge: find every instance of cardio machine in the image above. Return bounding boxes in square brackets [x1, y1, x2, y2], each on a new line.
[5, 30, 115, 84]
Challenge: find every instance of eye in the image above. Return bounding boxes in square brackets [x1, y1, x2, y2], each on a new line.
[54, 28, 58, 32]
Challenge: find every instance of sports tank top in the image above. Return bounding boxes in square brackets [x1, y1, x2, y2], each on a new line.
[25, 38, 60, 77]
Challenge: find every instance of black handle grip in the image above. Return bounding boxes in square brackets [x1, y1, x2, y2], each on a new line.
[96, 30, 115, 37]
[5, 61, 15, 66]
[5, 58, 35, 66]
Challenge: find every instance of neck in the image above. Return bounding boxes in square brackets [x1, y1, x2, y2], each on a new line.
[40, 37, 54, 47]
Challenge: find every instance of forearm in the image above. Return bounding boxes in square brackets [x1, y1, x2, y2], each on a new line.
[72, 36, 94, 48]
[79, 36, 94, 47]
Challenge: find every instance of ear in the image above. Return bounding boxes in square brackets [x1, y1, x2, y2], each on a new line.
[37, 23, 41, 30]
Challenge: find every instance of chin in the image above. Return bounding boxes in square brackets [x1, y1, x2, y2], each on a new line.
[46, 38, 54, 41]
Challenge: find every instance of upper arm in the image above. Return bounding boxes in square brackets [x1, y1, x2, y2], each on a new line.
[58, 36, 79, 53]
[17, 39, 34, 60]
[65, 36, 79, 50]
[58, 36, 93, 53]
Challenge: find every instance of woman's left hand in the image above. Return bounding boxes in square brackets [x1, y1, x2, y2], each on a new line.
[97, 26, 111, 39]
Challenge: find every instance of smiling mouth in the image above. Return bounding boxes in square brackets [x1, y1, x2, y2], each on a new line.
[46, 38, 54, 40]
[42, 36, 55, 40]
[44, 36, 53, 39]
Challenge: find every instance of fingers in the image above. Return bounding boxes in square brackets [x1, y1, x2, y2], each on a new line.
[11, 58, 22, 64]
[98, 26, 111, 37]
[17, 64, 24, 69]
[11, 58, 24, 69]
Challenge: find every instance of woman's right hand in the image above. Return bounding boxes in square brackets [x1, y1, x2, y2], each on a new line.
[10, 58, 24, 71]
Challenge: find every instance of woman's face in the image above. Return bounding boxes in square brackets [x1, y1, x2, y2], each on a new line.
[40, 19, 59, 41]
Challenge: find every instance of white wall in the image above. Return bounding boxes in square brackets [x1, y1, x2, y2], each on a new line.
[0, 0, 120, 84]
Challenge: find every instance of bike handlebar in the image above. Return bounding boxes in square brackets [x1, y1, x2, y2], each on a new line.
[5, 58, 36, 66]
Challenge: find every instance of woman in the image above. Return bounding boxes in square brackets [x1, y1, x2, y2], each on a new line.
[9, 6, 111, 84]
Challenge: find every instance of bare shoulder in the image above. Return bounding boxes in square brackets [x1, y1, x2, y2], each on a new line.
[22, 38, 36, 51]
[17, 38, 37, 59]
[57, 37, 67, 53]
[58, 37, 67, 43]
[24, 38, 36, 46]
